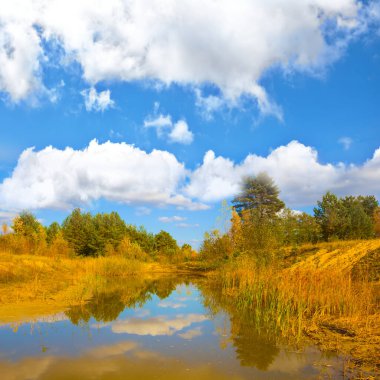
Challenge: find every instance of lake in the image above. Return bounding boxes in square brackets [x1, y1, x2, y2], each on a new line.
[0, 275, 345, 379]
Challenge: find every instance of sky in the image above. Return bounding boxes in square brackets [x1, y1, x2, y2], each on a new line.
[0, 0, 379, 247]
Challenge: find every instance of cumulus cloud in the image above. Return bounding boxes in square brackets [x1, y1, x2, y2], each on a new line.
[168, 120, 193, 144]
[184, 140, 380, 206]
[0, 140, 379, 213]
[144, 111, 194, 144]
[81, 87, 114, 112]
[0, 140, 207, 211]
[1, 0, 377, 113]
[158, 216, 186, 223]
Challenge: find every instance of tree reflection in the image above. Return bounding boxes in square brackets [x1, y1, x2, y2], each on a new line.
[66, 290, 126, 324]
[230, 312, 280, 370]
[200, 283, 280, 371]
[65, 276, 193, 325]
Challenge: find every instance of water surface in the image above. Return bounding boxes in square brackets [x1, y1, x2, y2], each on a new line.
[0, 275, 344, 379]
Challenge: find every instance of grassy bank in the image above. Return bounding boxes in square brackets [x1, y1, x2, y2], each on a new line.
[0, 252, 164, 323]
[1, 240, 379, 373]
[209, 240, 380, 373]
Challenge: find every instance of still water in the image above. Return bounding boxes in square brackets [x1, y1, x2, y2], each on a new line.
[0, 276, 344, 379]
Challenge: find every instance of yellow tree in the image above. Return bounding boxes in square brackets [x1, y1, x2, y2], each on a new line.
[230, 209, 244, 255]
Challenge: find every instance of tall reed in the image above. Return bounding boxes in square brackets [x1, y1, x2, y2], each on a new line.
[216, 257, 376, 339]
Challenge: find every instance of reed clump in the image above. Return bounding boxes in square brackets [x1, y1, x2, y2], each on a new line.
[217, 256, 376, 337]
[211, 240, 380, 371]
[0, 251, 147, 305]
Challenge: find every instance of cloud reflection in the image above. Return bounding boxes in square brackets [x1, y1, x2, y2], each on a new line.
[112, 314, 208, 336]
[178, 327, 203, 340]
[158, 301, 186, 309]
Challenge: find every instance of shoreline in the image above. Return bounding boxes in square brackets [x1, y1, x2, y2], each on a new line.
[0, 244, 379, 375]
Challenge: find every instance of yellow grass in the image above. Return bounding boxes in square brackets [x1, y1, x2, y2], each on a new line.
[0, 252, 154, 308]
[213, 240, 380, 371]
[290, 239, 380, 272]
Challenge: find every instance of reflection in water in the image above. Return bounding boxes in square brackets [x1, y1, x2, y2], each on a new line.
[66, 290, 126, 324]
[0, 348, 243, 380]
[64, 276, 184, 325]
[200, 282, 293, 371]
[231, 316, 280, 370]
[112, 314, 208, 336]
[0, 275, 343, 379]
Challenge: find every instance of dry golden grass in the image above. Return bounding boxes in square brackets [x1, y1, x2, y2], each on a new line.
[214, 240, 380, 371]
[290, 239, 380, 272]
[0, 252, 151, 306]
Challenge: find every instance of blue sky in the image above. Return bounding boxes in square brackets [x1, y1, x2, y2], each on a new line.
[0, 0, 379, 246]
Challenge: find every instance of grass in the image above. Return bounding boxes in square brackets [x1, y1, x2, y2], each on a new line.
[211, 239, 380, 373]
[0, 240, 379, 373]
[0, 251, 204, 323]
[0, 252, 154, 321]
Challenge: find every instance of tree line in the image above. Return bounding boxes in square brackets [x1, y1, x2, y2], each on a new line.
[0, 208, 196, 262]
[200, 173, 380, 264]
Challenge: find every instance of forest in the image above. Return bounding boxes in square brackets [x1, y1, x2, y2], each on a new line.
[1, 173, 379, 266]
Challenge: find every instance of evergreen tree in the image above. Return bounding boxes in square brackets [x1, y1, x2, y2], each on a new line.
[154, 230, 178, 260]
[232, 173, 285, 220]
[62, 208, 98, 256]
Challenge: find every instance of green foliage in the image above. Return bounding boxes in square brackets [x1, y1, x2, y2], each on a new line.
[154, 230, 179, 260]
[92, 212, 127, 251]
[278, 209, 321, 245]
[46, 222, 61, 245]
[232, 173, 285, 220]
[62, 209, 99, 256]
[314, 192, 375, 240]
[240, 212, 281, 264]
[201, 175, 379, 267]
[229, 174, 286, 264]
[1, 209, 186, 263]
[125, 225, 155, 256]
[62, 209, 129, 257]
[200, 230, 232, 262]
[11, 211, 46, 254]
[12, 211, 42, 237]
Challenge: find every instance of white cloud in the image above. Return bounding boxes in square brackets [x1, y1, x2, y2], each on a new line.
[144, 114, 172, 129]
[0, 6, 43, 102]
[144, 114, 173, 137]
[144, 109, 194, 144]
[168, 120, 193, 145]
[0, 140, 207, 211]
[158, 216, 186, 223]
[338, 136, 353, 150]
[1, 0, 377, 114]
[194, 89, 226, 120]
[81, 87, 114, 112]
[185, 140, 380, 206]
[0, 140, 379, 213]
[176, 223, 200, 229]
